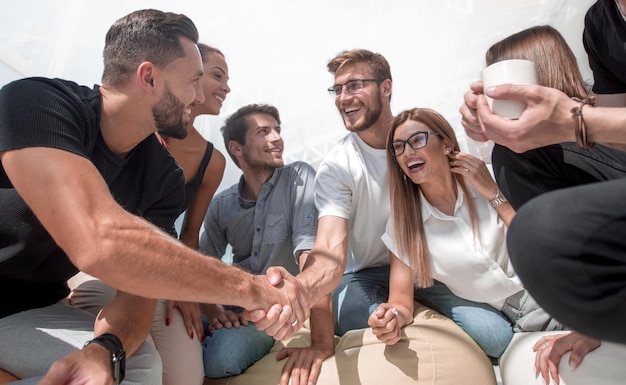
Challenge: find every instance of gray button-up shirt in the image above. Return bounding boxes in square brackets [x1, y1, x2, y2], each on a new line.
[199, 161, 317, 275]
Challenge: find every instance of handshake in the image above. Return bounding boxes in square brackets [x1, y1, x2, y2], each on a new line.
[242, 266, 315, 340]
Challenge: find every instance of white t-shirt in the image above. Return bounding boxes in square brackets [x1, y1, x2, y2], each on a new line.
[381, 183, 523, 310]
[314, 132, 390, 273]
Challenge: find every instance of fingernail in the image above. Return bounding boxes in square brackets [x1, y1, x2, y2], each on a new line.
[200, 335, 205, 343]
[569, 359, 577, 369]
[190, 331, 194, 339]
[165, 317, 171, 326]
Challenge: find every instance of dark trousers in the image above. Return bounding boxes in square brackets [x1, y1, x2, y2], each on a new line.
[493, 142, 626, 344]
[492, 142, 626, 210]
[507, 178, 626, 344]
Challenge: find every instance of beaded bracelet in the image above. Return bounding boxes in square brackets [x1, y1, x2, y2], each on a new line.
[570, 96, 596, 150]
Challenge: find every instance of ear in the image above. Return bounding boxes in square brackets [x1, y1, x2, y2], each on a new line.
[137, 61, 156, 90]
[228, 140, 242, 158]
[381, 78, 393, 98]
[443, 141, 453, 155]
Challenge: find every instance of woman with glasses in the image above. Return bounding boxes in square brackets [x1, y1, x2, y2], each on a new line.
[368, 107, 563, 361]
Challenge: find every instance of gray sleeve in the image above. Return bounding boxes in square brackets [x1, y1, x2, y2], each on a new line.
[199, 199, 228, 260]
[289, 162, 318, 259]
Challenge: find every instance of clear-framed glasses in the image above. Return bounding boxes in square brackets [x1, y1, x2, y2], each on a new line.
[327, 78, 384, 98]
[388, 131, 442, 156]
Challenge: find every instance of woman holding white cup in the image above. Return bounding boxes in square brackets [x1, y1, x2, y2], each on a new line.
[463, 25, 626, 210]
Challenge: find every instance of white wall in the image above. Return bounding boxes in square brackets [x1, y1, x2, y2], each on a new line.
[0, 0, 595, 193]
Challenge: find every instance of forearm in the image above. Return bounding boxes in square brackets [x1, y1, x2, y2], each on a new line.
[94, 292, 157, 356]
[309, 294, 335, 353]
[584, 106, 626, 151]
[298, 216, 349, 306]
[298, 248, 344, 308]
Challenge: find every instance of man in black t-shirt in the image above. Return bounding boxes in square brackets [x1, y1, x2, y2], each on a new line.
[0, 9, 308, 384]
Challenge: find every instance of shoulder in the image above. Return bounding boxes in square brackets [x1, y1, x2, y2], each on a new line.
[285, 160, 316, 175]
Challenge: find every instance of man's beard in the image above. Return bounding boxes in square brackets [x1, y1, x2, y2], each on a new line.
[344, 95, 383, 133]
[153, 87, 189, 140]
[242, 148, 283, 171]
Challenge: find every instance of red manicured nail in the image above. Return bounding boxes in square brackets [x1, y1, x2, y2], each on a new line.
[165, 318, 171, 326]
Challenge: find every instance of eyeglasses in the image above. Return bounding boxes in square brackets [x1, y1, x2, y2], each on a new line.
[327, 78, 384, 98]
[388, 131, 441, 156]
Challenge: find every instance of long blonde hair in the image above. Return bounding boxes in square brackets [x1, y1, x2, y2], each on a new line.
[387, 108, 481, 288]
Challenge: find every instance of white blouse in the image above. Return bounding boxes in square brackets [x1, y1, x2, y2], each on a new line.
[381, 184, 523, 310]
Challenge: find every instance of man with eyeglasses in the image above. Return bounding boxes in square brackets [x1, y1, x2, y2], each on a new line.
[261, 48, 395, 337]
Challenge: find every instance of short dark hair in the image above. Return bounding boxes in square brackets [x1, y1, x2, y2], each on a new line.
[221, 104, 281, 168]
[102, 9, 199, 87]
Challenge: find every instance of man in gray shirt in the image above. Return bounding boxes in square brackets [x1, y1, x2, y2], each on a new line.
[199, 104, 333, 385]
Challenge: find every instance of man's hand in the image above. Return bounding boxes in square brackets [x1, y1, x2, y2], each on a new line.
[276, 342, 333, 385]
[243, 266, 310, 340]
[166, 300, 204, 342]
[368, 303, 401, 345]
[472, 83, 579, 153]
[202, 303, 247, 332]
[39, 343, 112, 385]
[533, 331, 601, 385]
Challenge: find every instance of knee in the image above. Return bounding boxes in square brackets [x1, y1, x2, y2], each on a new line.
[202, 327, 274, 378]
[125, 341, 163, 385]
[451, 309, 513, 359]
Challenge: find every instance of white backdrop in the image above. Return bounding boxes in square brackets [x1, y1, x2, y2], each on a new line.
[0, 0, 595, 193]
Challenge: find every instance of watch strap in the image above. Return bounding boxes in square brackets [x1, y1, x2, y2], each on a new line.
[84, 333, 125, 384]
[489, 188, 508, 208]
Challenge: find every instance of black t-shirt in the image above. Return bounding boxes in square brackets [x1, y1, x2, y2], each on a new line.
[0, 77, 185, 318]
[583, 0, 626, 94]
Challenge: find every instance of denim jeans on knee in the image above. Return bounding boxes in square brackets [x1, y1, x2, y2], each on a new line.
[414, 281, 513, 359]
[202, 322, 274, 378]
[332, 265, 390, 336]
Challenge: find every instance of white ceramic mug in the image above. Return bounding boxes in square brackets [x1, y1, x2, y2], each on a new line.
[482, 59, 538, 119]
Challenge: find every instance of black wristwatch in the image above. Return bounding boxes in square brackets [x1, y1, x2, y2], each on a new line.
[84, 333, 126, 385]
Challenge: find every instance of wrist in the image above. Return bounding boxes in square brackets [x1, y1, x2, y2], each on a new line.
[84, 333, 126, 385]
[489, 188, 508, 208]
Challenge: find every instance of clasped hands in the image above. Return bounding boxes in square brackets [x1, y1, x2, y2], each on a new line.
[243, 266, 311, 340]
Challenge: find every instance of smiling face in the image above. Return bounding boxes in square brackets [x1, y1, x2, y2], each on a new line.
[153, 37, 204, 139]
[194, 51, 230, 117]
[238, 112, 284, 171]
[393, 120, 450, 185]
[332, 62, 384, 133]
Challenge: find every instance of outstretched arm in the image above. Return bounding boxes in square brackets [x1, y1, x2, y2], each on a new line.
[1, 146, 307, 324]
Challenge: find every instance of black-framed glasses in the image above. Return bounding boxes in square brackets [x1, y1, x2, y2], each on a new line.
[327, 78, 384, 98]
[388, 131, 441, 156]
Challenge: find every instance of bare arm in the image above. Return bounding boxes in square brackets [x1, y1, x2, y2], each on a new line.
[179, 149, 226, 250]
[594, 93, 626, 108]
[1, 147, 303, 318]
[368, 253, 414, 345]
[449, 151, 516, 226]
[297, 215, 349, 307]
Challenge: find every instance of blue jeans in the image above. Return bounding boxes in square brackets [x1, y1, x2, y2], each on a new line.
[414, 281, 513, 359]
[332, 265, 391, 336]
[202, 321, 274, 378]
[0, 302, 162, 385]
